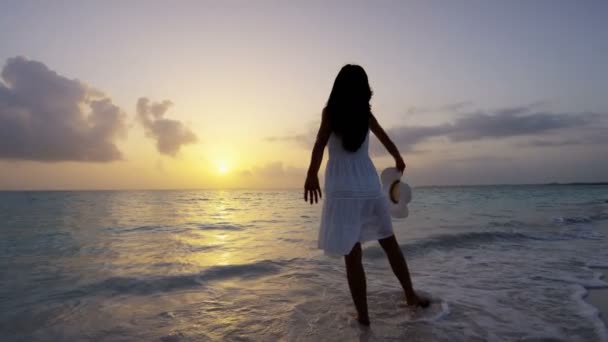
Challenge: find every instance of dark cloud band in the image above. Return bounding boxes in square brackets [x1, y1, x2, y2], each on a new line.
[268, 105, 607, 155]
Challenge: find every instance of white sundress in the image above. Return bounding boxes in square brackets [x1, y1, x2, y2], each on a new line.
[318, 132, 394, 255]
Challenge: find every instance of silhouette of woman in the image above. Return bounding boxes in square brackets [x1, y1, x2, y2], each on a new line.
[304, 64, 429, 326]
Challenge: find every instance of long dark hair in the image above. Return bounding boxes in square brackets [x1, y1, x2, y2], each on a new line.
[324, 64, 372, 152]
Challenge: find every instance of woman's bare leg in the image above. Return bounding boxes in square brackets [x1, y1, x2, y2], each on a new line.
[344, 242, 370, 325]
[378, 235, 429, 307]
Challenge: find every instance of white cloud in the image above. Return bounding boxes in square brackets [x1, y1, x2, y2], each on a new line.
[0, 56, 127, 162]
[136, 97, 197, 156]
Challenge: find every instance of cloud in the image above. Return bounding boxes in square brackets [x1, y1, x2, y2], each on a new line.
[264, 133, 312, 146]
[380, 125, 450, 153]
[252, 161, 286, 178]
[0, 56, 127, 162]
[239, 161, 305, 180]
[136, 97, 197, 156]
[379, 105, 605, 153]
[237, 161, 306, 188]
[264, 121, 320, 147]
[447, 155, 514, 163]
[524, 139, 586, 147]
[406, 101, 473, 115]
[444, 108, 601, 141]
[238, 169, 253, 177]
[439, 101, 474, 112]
[266, 104, 607, 156]
[520, 129, 608, 147]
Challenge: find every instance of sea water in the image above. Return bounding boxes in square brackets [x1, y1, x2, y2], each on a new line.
[1, 185, 608, 341]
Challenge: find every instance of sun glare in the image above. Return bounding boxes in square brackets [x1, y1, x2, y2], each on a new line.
[217, 162, 229, 175]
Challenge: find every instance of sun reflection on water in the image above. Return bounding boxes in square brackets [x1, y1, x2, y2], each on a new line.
[89, 190, 315, 279]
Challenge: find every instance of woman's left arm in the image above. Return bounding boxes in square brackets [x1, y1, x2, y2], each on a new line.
[370, 114, 406, 173]
[304, 111, 331, 204]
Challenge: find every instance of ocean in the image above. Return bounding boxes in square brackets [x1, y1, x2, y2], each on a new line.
[1, 185, 608, 341]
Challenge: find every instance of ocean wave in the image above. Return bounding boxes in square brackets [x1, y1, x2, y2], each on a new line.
[73, 260, 284, 296]
[114, 222, 252, 235]
[219, 207, 240, 212]
[488, 220, 526, 228]
[587, 262, 608, 268]
[556, 225, 604, 240]
[576, 199, 608, 206]
[554, 212, 608, 225]
[118, 225, 172, 233]
[554, 216, 594, 224]
[178, 197, 209, 202]
[530, 274, 608, 289]
[251, 219, 281, 224]
[184, 222, 250, 231]
[367, 222, 606, 259]
[183, 244, 219, 253]
[364, 231, 542, 259]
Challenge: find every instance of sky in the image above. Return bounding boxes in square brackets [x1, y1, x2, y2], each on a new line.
[0, 0, 607, 190]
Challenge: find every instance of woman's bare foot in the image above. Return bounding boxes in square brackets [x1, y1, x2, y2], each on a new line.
[406, 293, 430, 308]
[357, 314, 371, 326]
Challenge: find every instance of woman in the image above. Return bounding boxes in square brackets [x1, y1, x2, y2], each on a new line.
[304, 64, 429, 326]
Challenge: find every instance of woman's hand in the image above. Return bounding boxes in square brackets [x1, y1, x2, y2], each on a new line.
[304, 173, 322, 205]
[396, 156, 406, 173]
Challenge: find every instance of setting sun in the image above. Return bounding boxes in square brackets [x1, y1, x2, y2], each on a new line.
[217, 162, 229, 175]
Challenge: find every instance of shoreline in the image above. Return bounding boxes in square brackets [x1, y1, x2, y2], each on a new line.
[587, 268, 608, 325]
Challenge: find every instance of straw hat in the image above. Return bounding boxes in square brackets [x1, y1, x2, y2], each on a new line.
[380, 167, 412, 218]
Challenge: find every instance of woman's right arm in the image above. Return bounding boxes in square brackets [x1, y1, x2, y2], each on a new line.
[304, 110, 331, 204]
[370, 114, 406, 172]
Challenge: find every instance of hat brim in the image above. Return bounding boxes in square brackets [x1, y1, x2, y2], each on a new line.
[381, 167, 402, 187]
[381, 168, 412, 219]
[390, 204, 409, 219]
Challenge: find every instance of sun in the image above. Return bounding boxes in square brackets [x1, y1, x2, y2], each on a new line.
[217, 161, 229, 175]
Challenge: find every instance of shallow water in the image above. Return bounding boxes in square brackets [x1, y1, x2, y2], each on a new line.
[1, 185, 608, 341]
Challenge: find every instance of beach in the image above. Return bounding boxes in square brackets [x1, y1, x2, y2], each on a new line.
[1, 185, 608, 341]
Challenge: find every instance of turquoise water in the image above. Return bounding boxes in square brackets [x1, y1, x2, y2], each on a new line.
[1, 185, 608, 341]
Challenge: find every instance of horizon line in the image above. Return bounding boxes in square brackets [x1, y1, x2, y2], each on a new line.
[1, 182, 607, 192]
